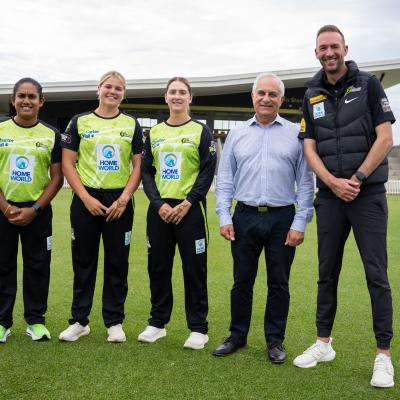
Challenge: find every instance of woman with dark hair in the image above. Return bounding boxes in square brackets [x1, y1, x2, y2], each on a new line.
[59, 71, 142, 343]
[138, 77, 216, 349]
[0, 78, 63, 342]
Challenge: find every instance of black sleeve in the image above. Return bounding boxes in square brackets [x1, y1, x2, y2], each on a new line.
[368, 76, 396, 127]
[298, 96, 316, 140]
[60, 116, 80, 151]
[51, 130, 62, 163]
[141, 132, 165, 211]
[131, 119, 143, 154]
[186, 124, 217, 205]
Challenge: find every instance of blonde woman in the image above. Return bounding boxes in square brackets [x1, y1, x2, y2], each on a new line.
[59, 71, 142, 342]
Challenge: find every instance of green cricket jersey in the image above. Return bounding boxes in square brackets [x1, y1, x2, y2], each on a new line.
[0, 118, 61, 202]
[61, 111, 143, 189]
[141, 119, 216, 210]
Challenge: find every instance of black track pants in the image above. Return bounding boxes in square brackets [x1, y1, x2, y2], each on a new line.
[69, 191, 133, 328]
[146, 200, 209, 334]
[0, 203, 52, 328]
[315, 194, 393, 349]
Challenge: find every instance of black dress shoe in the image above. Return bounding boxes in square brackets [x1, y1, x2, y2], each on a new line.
[267, 343, 286, 364]
[212, 337, 246, 357]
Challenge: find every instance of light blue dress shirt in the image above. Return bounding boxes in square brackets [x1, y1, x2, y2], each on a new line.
[215, 114, 314, 232]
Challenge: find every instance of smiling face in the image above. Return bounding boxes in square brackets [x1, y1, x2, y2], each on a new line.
[165, 80, 192, 115]
[98, 76, 125, 110]
[251, 76, 284, 125]
[12, 82, 44, 125]
[315, 31, 348, 76]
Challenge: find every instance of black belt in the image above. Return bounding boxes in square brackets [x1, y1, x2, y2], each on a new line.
[237, 201, 294, 212]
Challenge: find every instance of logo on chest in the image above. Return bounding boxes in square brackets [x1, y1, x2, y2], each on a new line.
[96, 144, 120, 171]
[9, 154, 35, 183]
[313, 102, 325, 119]
[160, 152, 181, 181]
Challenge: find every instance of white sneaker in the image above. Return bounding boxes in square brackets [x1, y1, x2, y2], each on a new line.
[183, 332, 209, 350]
[293, 338, 336, 368]
[59, 322, 90, 342]
[107, 324, 126, 343]
[370, 353, 395, 388]
[137, 326, 166, 343]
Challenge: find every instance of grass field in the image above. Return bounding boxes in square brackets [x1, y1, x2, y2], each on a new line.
[0, 189, 399, 399]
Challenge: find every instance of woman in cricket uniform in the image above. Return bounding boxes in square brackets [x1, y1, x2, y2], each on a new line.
[0, 78, 63, 342]
[59, 71, 142, 343]
[139, 77, 216, 349]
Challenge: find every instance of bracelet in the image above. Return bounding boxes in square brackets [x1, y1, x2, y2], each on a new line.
[3, 204, 11, 216]
[117, 198, 128, 208]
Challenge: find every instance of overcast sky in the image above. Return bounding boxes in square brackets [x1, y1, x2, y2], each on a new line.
[1, 0, 399, 142]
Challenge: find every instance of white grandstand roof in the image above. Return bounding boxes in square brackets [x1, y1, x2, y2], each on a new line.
[0, 59, 399, 112]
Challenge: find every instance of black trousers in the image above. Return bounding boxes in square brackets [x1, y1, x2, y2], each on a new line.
[69, 191, 133, 328]
[146, 200, 208, 334]
[0, 203, 52, 328]
[229, 203, 295, 344]
[315, 194, 393, 349]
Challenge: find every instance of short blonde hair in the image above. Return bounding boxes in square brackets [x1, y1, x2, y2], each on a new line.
[99, 71, 126, 88]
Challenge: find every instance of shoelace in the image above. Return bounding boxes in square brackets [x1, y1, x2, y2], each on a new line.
[374, 357, 394, 376]
[304, 343, 326, 359]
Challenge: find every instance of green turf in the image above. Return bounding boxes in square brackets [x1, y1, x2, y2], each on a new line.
[0, 190, 398, 399]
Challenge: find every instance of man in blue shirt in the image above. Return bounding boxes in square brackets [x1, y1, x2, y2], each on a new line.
[213, 73, 314, 363]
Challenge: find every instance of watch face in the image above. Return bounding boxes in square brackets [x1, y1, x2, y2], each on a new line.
[32, 203, 41, 213]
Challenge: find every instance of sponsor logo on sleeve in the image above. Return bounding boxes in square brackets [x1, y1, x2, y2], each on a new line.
[61, 133, 72, 143]
[381, 98, 392, 113]
[47, 236, 52, 251]
[209, 140, 217, 155]
[313, 102, 325, 119]
[299, 118, 306, 133]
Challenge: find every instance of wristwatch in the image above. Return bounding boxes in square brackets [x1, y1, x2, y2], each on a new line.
[31, 202, 42, 214]
[355, 170, 366, 183]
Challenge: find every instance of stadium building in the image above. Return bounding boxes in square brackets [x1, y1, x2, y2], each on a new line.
[1, 60, 399, 182]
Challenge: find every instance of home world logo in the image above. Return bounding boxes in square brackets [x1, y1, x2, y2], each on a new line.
[161, 152, 181, 180]
[97, 144, 120, 171]
[9, 155, 34, 183]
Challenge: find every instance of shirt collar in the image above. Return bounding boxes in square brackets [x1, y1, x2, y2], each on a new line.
[248, 114, 283, 127]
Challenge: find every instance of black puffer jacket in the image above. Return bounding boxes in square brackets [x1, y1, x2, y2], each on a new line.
[304, 60, 388, 189]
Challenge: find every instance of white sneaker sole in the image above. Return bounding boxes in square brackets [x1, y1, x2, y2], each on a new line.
[370, 379, 395, 388]
[26, 328, 51, 341]
[137, 329, 166, 343]
[293, 350, 336, 368]
[59, 326, 90, 342]
[183, 336, 209, 350]
[0, 329, 11, 343]
[107, 335, 126, 343]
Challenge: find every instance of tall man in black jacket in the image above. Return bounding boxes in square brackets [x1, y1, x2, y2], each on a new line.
[293, 25, 395, 388]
